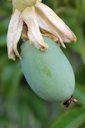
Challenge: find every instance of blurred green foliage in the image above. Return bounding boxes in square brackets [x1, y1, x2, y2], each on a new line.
[0, 0, 85, 128]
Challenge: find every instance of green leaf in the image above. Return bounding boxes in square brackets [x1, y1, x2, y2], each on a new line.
[74, 84, 85, 105]
[0, 18, 9, 34]
[0, 35, 6, 47]
[5, 62, 22, 99]
[50, 108, 85, 128]
[20, 88, 48, 122]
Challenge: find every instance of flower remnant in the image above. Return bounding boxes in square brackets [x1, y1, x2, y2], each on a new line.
[7, 0, 77, 60]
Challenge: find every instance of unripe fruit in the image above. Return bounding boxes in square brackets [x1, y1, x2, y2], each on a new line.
[21, 37, 75, 103]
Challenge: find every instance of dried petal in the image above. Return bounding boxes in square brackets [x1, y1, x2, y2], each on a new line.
[35, 2, 77, 46]
[7, 9, 23, 60]
[21, 7, 48, 51]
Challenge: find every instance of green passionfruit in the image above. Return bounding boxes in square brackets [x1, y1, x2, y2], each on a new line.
[21, 37, 76, 107]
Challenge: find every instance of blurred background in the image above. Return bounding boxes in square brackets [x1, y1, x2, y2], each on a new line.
[0, 0, 85, 128]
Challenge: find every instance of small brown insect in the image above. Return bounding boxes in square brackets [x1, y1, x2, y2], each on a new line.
[64, 96, 77, 108]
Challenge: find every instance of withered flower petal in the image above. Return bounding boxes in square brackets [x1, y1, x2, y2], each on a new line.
[7, 9, 23, 60]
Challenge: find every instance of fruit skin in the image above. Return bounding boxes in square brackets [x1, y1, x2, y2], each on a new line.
[21, 37, 75, 102]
